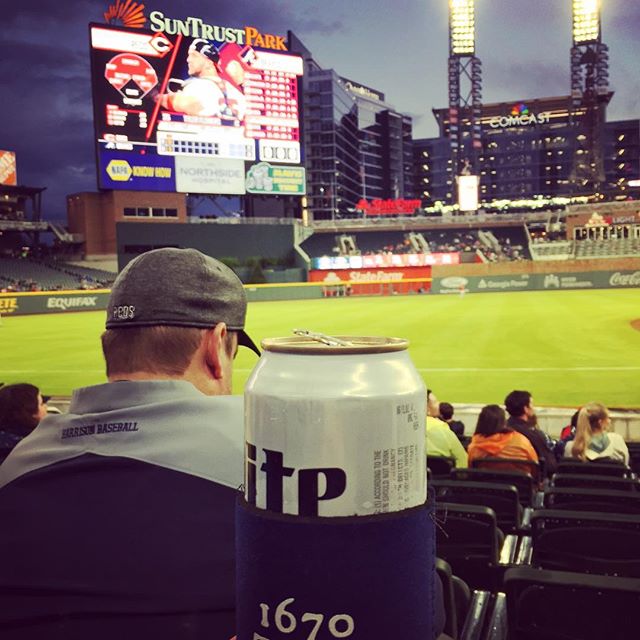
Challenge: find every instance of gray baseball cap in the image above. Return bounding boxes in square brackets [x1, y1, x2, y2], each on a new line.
[106, 248, 259, 355]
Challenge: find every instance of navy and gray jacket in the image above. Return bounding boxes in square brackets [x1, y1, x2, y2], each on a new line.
[0, 380, 244, 638]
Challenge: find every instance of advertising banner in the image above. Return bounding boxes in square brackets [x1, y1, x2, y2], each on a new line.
[312, 253, 459, 270]
[356, 199, 422, 216]
[90, 21, 303, 193]
[457, 175, 479, 212]
[432, 270, 640, 294]
[245, 162, 305, 194]
[99, 150, 176, 191]
[0, 150, 17, 186]
[175, 156, 246, 194]
[0, 292, 110, 316]
[309, 266, 431, 295]
[309, 267, 432, 283]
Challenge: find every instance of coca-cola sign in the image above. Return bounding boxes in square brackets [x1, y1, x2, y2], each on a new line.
[609, 271, 640, 287]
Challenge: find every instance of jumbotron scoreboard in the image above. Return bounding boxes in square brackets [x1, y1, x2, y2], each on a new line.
[89, 17, 304, 195]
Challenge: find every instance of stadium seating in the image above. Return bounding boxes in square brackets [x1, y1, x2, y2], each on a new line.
[471, 457, 541, 484]
[427, 455, 456, 477]
[434, 503, 516, 591]
[556, 459, 631, 477]
[0, 257, 115, 292]
[627, 442, 640, 475]
[435, 558, 472, 640]
[527, 509, 640, 577]
[432, 480, 524, 534]
[574, 236, 640, 259]
[299, 227, 530, 261]
[528, 240, 573, 261]
[543, 487, 640, 514]
[451, 468, 536, 508]
[551, 473, 640, 492]
[503, 566, 640, 640]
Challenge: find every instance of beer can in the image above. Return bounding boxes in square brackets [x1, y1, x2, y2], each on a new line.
[244, 334, 426, 517]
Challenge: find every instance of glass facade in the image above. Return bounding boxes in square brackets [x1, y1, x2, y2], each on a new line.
[415, 96, 640, 206]
[290, 32, 414, 220]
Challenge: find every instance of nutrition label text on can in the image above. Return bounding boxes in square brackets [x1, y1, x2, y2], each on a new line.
[373, 444, 420, 513]
[396, 402, 419, 426]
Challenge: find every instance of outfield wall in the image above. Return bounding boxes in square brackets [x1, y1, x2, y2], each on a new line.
[0, 279, 429, 313]
[0, 290, 110, 316]
[3, 256, 639, 313]
[0, 286, 318, 313]
[431, 257, 640, 294]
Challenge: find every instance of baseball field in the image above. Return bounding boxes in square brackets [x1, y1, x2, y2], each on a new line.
[1, 288, 639, 409]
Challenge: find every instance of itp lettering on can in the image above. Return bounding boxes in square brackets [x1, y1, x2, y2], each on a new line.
[244, 332, 426, 517]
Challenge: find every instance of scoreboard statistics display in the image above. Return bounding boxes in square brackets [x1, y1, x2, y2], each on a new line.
[89, 23, 304, 194]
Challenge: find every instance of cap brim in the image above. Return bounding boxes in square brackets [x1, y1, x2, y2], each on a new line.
[238, 330, 261, 356]
[42, 395, 51, 403]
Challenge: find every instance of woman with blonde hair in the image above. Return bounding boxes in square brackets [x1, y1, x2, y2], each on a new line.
[564, 402, 629, 465]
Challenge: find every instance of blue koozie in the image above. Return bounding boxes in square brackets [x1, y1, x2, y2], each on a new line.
[235, 498, 435, 640]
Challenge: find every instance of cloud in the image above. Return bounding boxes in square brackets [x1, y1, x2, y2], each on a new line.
[0, 0, 301, 217]
[483, 61, 568, 104]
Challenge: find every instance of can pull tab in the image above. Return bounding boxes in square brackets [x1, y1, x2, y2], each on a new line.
[293, 329, 352, 347]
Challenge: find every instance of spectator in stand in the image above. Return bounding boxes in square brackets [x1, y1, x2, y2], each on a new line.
[425, 389, 467, 468]
[504, 390, 557, 477]
[467, 404, 538, 474]
[554, 409, 580, 458]
[0, 248, 261, 637]
[438, 402, 465, 440]
[0, 383, 49, 463]
[564, 402, 629, 465]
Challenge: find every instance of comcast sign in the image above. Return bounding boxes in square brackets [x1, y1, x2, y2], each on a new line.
[489, 103, 551, 129]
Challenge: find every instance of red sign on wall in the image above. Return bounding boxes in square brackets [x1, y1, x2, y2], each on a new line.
[356, 198, 422, 216]
[309, 266, 432, 295]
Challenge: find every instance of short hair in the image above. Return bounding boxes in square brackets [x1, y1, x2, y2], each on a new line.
[439, 402, 454, 421]
[474, 404, 509, 436]
[504, 390, 531, 417]
[101, 326, 236, 378]
[0, 383, 41, 434]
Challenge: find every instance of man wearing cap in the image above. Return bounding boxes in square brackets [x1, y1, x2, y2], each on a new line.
[157, 39, 245, 120]
[0, 248, 259, 638]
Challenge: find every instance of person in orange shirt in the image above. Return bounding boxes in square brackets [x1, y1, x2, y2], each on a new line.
[467, 404, 538, 475]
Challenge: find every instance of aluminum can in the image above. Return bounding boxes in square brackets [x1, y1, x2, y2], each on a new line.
[244, 335, 426, 517]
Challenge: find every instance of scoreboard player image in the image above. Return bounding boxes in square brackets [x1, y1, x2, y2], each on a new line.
[155, 39, 247, 121]
[90, 22, 303, 191]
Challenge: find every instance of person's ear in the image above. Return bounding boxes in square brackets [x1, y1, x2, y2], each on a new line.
[204, 323, 227, 380]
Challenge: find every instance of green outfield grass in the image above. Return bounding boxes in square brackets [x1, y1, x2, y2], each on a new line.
[1, 288, 639, 408]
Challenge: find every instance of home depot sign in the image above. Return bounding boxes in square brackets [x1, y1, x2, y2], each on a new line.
[0, 151, 17, 186]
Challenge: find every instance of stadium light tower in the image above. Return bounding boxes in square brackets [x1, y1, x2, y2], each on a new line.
[570, 0, 610, 196]
[447, 0, 482, 204]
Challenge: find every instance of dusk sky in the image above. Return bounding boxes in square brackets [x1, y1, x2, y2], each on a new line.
[2, 0, 638, 218]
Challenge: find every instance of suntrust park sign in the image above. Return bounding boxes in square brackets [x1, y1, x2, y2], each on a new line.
[148, 10, 287, 50]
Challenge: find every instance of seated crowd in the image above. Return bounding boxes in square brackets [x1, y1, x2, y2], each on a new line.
[426, 388, 629, 477]
[0, 249, 636, 639]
